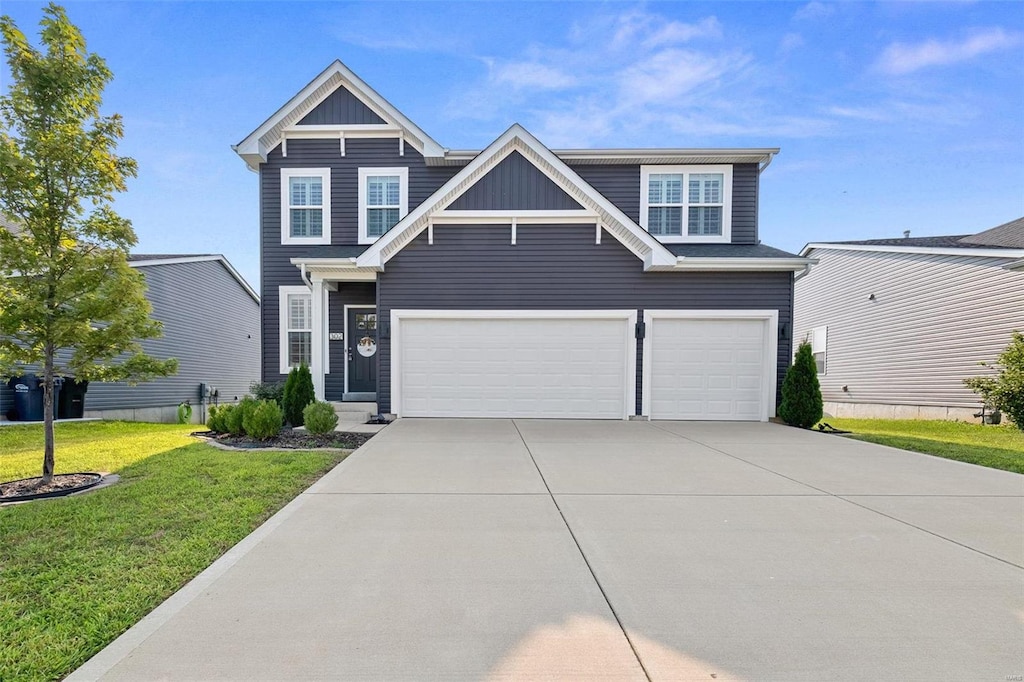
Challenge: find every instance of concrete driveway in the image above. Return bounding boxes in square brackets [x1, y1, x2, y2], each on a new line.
[71, 419, 1024, 681]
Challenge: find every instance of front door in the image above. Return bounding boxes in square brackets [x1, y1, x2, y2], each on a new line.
[347, 308, 378, 395]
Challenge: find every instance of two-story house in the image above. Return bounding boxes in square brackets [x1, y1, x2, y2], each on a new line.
[234, 60, 812, 421]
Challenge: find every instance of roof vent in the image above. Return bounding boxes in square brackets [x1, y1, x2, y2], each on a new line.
[903, 230, 911, 239]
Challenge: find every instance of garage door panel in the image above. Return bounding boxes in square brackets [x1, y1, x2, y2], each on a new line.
[397, 315, 631, 419]
[648, 316, 771, 421]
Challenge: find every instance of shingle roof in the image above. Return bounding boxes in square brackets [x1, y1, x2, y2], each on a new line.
[822, 235, 976, 248]
[665, 243, 802, 258]
[958, 216, 1024, 248]
[128, 253, 218, 261]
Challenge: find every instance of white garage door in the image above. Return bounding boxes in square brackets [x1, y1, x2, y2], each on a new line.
[645, 314, 775, 421]
[394, 312, 635, 419]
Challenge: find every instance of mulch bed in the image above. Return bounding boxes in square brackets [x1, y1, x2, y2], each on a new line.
[198, 429, 375, 450]
[0, 472, 103, 502]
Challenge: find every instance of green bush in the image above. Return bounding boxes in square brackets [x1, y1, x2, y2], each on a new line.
[243, 400, 283, 440]
[778, 341, 823, 428]
[208, 404, 232, 433]
[282, 363, 315, 427]
[966, 331, 1024, 429]
[206, 404, 219, 431]
[303, 401, 339, 435]
[249, 380, 285, 405]
[222, 397, 253, 436]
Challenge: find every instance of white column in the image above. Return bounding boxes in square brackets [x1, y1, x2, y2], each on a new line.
[310, 276, 326, 401]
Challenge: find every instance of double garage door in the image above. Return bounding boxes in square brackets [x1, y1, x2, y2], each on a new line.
[393, 310, 777, 421]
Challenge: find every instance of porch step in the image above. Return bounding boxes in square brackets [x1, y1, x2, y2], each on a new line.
[331, 401, 377, 414]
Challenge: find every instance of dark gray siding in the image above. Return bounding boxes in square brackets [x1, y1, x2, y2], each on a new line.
[259, 138, 460, 385]
[377, 224, 792, 414]
[297, 86, 385, 125]
[325, 282, 376, 398]
[1, 260, 261, 417]
[572, 162, 759, 245]
[449, 151, 582, 211]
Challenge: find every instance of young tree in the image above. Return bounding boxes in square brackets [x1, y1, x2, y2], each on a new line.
[778, 341, 823, 428]
[282, 363, 315, 427]
[0, 4, 176, 484]
[965, 331, 1024, 429]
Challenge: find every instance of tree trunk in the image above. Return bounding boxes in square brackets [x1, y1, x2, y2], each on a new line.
[42, 343, 55, 484]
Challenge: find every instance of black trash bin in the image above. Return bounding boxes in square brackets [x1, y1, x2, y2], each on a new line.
[57, 377, 89, 419]
[6, 375, 62, 421]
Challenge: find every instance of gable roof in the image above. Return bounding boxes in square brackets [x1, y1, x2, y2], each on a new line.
[129, 254, 259, 303]
[356, 124, 678, 271]
[959, 216, 1024, 248]
[232, 60, 445, 171]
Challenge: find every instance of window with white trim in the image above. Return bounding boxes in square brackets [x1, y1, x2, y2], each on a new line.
[280, 286, 311, 373]
[640, 165, 732, 243]
[810, 325, 827, 374]
[281, 168, 331, 245]
[358, 167, 408, 244]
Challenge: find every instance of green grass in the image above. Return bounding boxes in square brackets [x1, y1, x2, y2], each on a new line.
[824, 418, 1024, 474]
[0, 422, 347, 681]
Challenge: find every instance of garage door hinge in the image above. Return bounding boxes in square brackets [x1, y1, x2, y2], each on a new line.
[635, 321, 645, 340]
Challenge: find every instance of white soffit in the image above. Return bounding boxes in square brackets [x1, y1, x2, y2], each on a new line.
[356, 124, 677, 271]
[233, 60, 445, 171]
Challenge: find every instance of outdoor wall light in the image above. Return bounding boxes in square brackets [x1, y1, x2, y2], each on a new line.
[868, 293, 876, 301]
[842, 385, 849, 392]
[779, 322, 790, 340]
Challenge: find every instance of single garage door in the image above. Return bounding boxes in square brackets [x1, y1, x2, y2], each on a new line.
[645, 313, 776, 421]
[394, 311, 635, 419]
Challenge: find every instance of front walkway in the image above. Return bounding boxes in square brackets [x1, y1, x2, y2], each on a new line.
[70, 419, 1023, 680]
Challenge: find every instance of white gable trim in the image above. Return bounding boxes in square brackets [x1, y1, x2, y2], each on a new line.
[355, 124, 677, 271]
[800, 242, 1024, 259]
[233, 60, 444, 171]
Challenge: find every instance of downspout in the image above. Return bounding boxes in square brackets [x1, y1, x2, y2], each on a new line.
[758, 152, 776, 175]
[299, 262, 312, 288]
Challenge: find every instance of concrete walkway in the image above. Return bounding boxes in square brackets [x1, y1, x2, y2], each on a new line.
[70, 419, 1024, 681]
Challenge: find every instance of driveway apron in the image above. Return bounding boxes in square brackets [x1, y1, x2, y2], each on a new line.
[70, 419, 1024, 681]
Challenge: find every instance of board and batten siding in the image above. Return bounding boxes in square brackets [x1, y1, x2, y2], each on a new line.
[377, 223, 793, 415]
[0, 259, 260, 418]
[794, 248, 1024, 409]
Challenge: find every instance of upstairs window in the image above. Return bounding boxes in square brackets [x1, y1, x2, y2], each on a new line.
[640, 165, 732, 243]
[359, 167, 408, 244]
[281, 168, 331, 245]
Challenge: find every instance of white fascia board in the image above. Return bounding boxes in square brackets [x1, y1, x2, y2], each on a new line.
[673, 257, 816, 272]
[233, 60, 444, 170]
[289, 257, 379, 281]
[357, 123, 677, 270]
[800, 242, 1024, 259]
[431, 148, 780, 166]
[130, 255, 260, 303]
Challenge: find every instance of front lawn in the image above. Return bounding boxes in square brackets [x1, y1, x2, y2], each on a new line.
[824, 418, 1024, 474]
[0, 421, 347, 681]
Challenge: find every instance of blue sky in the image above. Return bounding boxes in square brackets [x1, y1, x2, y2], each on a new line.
[2, 1, 1022, 289]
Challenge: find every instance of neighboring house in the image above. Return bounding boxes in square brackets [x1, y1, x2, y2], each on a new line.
[794, 217, 1024, 420]
[233, 60, 813, 421]
[1, 254, 261, 423]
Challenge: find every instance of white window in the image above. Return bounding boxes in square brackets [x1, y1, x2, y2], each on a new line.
[280, 286, 311, 373]
[358, 167, 408, 244]
[809, 325, 827, 374]
[640, 165, 732, 243]
[281, 168, 331, 245]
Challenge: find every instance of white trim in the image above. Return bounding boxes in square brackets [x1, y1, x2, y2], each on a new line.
[233, 60, 444, 171]
[279, 285, 311, 375]
[641, 309, 779, 422]
[358, 167, 409, 244]
[800, 242, 1024, 259]
[673, 257, 814, 272]
[436, 148, 780, 166]
[281, 168, 331, 245]
[343, 304, 376, 396]
[129, 255, 259, 303]
[432, 209, 597, 222]
[288, 257, 378, 281]
[357, 124, 676, 271]
[640, 165, 732, 244]
[390, 309, 638, 420]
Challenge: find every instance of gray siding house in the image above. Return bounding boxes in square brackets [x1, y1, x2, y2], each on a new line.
[234, 60, 812, 421]
[1, 254, 261, 423]
[794, 217, 1024, 420]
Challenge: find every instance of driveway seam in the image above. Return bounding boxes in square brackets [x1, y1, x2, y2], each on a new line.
[511, 419, 652, 682]
[649, 422, 1024, 571]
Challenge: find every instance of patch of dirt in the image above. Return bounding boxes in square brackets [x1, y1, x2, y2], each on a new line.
[203, 429, 375, 450]
[0, 473, 103, 501]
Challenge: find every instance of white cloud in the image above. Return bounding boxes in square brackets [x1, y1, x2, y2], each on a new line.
[793, 2, 835, 22]
[779, 32, 804, 54]
[618, 49, 748, 104]
[643, 17, 724, 48]
[490, 61, 577, 90]
[876, 27, 1022, 75]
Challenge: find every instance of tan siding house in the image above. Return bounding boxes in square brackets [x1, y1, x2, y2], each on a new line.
[794, 217, 1024, 420]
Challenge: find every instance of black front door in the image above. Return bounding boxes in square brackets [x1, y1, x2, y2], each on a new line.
[347, 309, 378, 394]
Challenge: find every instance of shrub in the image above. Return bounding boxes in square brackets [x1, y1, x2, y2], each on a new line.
[209, 404, 233, 433]
[250, 380, 285, 405]
[243, 400, 283, 440]
[778, 341, 823, 428]
[282, 363, 315, 426]
[303, 401, 339, 435]
[965, 331, 1024, 429]
[206, 404, 220, 431]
